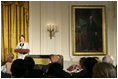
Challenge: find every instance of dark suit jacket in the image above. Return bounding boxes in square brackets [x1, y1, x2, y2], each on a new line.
[72, 70, 86, 78]
[42, 65, 49, 73]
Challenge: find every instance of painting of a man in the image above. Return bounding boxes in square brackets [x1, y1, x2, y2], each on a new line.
[75, 8, 103, 52]
[87, 15, 98, 51]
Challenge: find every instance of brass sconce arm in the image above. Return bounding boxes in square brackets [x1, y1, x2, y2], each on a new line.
[47, 24, 56, 39]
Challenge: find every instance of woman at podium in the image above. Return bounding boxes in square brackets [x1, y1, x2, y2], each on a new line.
[16, 35, 29, 59]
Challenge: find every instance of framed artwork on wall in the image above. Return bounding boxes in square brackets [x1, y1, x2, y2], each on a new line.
[72, 6, 106, 55]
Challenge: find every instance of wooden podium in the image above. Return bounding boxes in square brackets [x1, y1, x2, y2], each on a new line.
[14, 49, 30, 54]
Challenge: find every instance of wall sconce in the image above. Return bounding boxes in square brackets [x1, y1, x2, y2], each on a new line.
[47, 24, 56, 39]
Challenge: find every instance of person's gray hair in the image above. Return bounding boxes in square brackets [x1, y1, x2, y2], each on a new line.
[102, 55, 113, 64]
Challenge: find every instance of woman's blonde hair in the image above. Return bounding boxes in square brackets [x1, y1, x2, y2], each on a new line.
[5, 53, 14, 63]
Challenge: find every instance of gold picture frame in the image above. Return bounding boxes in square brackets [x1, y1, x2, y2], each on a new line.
[72, 6, 106, 55]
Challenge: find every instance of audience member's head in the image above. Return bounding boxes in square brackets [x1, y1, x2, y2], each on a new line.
[102, 55, 113, 64]
[79, 57, 86, 69]
[93, 62, 116, 78]
[46, 62, 63, 77]
[51, 55, 60, 63]
[24, 56, 35, 71]
[49, 54, 63, 67]
[11, 59, 26, 78]
[84, 57, 98, 77]
[5, 53, 14, 63]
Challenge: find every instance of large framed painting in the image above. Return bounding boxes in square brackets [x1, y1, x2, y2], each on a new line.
[72, 6, 106, 55]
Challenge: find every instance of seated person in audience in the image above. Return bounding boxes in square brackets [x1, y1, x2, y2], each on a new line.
[83, 57, 98, 78]
[72, 57, 87, 78]
[49, 54, 62, 65]
[45, 62, 71, 78]
[93, 62, 116, 78]
[42, 54, 62, 73]
[1, 71, 11, 78]
[102, 55, 113, 64]
[10, 59, 26, 78]
[24, 56, 44, 78]
[1, 53, 14, 74]
[1, 60, 11, 78]
[53, 55, 63, 66]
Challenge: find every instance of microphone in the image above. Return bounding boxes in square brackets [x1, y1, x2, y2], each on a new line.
[20, 43, 24, 49]
[22, 43, 24, 47]
[20, 43, 21, 46]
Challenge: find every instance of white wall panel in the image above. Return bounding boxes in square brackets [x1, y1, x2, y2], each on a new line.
[29, 1, 41, 55]
[40, 2, 71, 60]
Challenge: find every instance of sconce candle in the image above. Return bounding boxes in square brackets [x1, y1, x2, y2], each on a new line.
[47, 24, 50, 30]
[51, 25, 54, 30]
[47, 24, 56, 39]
